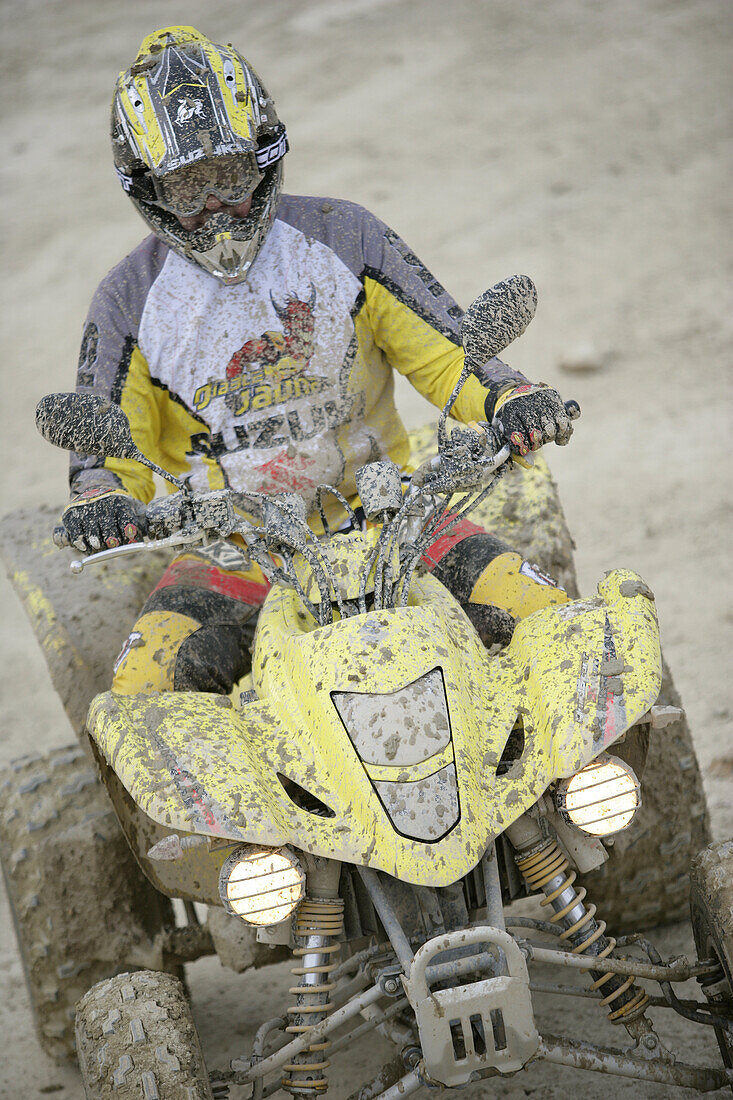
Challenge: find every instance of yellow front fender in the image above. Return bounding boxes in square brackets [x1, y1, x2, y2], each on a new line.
[89, 568, 661, 888]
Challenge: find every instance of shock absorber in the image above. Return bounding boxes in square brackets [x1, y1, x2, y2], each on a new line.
[283, 856, 344, 1097]
[514, 837, 650, 1024]
[283, 898, 344, 1095]
[506, 815, 657, 1040]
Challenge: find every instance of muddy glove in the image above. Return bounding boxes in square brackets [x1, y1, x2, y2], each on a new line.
[61, 488, 147, 553]
[486, 384, 579, 457]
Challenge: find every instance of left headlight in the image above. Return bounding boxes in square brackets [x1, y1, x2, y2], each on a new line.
[218, 844, 305, 925]
[554, 754, 641, 837]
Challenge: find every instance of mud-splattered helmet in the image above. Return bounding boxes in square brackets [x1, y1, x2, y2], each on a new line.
[111, 26, 287, 285]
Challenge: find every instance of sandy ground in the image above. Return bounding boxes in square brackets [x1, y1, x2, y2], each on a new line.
[1, 0, 731, 1096]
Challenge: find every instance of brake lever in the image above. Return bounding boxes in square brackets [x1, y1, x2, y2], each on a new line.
[68, 528, 206, 574]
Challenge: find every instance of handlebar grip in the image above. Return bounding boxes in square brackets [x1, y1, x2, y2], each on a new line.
[565, 399, 581, 420]
[53, 523, 70, 549]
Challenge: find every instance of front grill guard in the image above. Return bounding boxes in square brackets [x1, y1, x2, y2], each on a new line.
[403, 926, 538, 1085]
[211, 868, 733, 1097]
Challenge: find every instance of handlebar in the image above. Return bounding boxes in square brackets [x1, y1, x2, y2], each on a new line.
[54, 397, 579, 574]
[66, 531, 201, 573]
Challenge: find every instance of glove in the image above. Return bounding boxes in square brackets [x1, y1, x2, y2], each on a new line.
[61, 488, 147, 553]
[486, 383, 576, 457]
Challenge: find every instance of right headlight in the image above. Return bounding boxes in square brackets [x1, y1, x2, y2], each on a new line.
[218, 844, 305, 925]
[554, 753, 641, 837]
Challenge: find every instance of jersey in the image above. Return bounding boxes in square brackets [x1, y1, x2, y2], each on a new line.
[70, 195, 527, 523]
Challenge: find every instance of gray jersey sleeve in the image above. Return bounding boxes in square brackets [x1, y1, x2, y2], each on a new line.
[69, 236, 168, 497]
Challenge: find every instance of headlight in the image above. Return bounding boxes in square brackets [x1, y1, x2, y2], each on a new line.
[555, 754, 640, 837]
[218, 844, 305, 925]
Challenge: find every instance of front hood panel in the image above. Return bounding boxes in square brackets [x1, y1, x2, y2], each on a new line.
[89, 569, 661, 887]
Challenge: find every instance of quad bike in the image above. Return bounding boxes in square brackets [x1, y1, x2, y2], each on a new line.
[2, 276, 730, 1097]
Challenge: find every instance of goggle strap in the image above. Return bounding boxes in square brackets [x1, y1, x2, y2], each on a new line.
[256, 128, 288, 171]
[115, 165, 157, 205]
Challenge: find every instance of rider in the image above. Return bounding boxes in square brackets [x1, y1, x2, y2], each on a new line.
[62, 26, 574, 695]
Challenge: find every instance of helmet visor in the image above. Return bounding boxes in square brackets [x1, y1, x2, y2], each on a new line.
[154, 153, 264, 217]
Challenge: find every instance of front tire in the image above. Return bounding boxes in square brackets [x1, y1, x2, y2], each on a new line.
[76, 971, 214, 1099]
[689, 840, 733, 1079]
[576, 658, 710, 931]
[420, 425, 711, 932]
[0, 745, 177, 1060]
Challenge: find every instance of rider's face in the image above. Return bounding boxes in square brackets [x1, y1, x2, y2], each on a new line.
[176, 193, 253, 231]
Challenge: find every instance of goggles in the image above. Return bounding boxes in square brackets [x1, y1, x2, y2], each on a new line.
[153, 153, 264, 217]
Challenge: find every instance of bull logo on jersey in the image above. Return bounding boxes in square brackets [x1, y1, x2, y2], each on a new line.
[192, 285, 329, 417]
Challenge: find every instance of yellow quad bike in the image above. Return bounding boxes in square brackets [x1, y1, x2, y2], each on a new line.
[5, 277, 730, 1097]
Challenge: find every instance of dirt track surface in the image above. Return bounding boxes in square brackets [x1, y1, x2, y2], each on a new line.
[0, 1, 731, 1096]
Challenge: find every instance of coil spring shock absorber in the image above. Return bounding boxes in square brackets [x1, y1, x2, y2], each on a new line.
[282, 898, 344, 1096]
[515, 837, 650, 1025]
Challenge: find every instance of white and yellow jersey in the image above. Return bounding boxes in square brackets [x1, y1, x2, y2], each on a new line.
[71, 196, 526, 522]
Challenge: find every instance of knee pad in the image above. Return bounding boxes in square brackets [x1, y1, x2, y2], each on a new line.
[469, 552, 568, 619]
[423, 521, 509, 602]
[463, 603, 517, 648]
[111, 609, 200, 694]
[173, 623, 252, 693]
[420, 518, 568, 622]
[111, 556, 264, 695]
